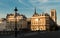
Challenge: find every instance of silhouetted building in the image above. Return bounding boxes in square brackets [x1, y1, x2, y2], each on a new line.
[27, 18, 31, 30]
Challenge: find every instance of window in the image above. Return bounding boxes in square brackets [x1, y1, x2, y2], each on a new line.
[51, 11, 54, 16]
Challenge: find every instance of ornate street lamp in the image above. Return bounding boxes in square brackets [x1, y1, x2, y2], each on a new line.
[14, 7, 18, 37]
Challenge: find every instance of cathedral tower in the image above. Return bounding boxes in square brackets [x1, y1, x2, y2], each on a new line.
[50, 9, 57, 23]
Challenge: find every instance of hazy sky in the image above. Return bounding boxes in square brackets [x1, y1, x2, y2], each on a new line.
[0, 0, 60, 25]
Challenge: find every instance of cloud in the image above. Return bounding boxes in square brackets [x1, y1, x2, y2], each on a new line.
[38, 0, 48, 3]
[48, 0, 60, 2]
[18, 0, 30, 7]
[30, 0, 48, 3]
[18, 0, 60, 8]
[29, 0, 50, 8]
[18, 0, 49, 7]
[27, 0, 60, 14]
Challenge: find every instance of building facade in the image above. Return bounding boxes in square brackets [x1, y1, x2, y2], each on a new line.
[31, 9, 57, 31]
[6, 7, 27, 31]
[0, 18, 6, 31]
[0, 7, 58, 31]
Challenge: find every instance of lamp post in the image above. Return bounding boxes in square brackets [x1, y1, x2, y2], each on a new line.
[14, 7, 18, 37]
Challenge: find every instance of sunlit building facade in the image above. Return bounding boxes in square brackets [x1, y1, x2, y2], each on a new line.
[0, 7, 58, 31]
[31, 9, 57, 31]
[6, 8, 27, 31]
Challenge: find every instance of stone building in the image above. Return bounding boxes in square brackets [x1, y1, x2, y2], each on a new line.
[31, 8, 57, 31]
[0, 18, 6, 31]
[6, 7, 27, 31]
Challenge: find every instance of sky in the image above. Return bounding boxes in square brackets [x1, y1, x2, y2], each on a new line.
[0, 0, 60, 25]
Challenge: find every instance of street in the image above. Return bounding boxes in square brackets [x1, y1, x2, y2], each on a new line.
[0, 31, 60, 38]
